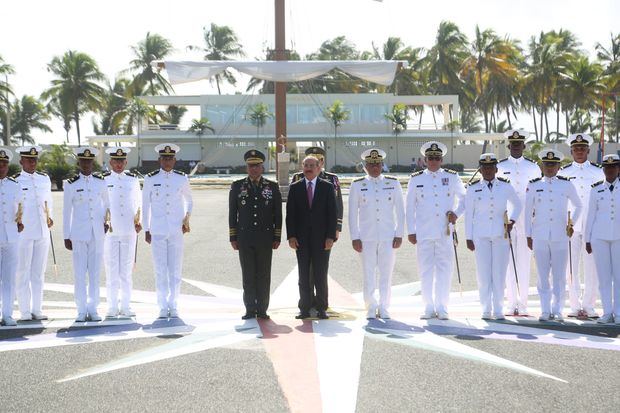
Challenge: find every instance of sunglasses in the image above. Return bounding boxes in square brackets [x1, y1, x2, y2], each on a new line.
[426, 156, 442, 161]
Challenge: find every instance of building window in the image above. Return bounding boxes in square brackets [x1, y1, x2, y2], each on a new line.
[360, 104, 389, 124]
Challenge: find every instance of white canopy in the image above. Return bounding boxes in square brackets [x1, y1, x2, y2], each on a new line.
[152, 60, 406, 86]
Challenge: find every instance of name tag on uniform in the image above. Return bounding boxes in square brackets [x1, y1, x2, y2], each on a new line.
[475, 189, 482, 192]
[154, 184, 161, 187]
[108, 185, 114, 188]
[361, 188, 367, 191]
[503, 172, 510, 174]
[383, 187, 394, 190]
[536, 189, 544, 192]
[416, 185, 424, 188]
[76, 189, 84, 192]
[598, 189, 605, 193]
[22, 188, 28, 190]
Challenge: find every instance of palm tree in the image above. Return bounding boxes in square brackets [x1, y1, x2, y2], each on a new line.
[370, 37, 415, 94]
[595, 33, 620, 96]
[41, 50, 106, 146]
[93, 77, 133, 136]
[0, 54, 15, 145]
[246, 103, 273, 138]
[325, 100, 350, 168]
[111, 97, 157, 166]
[188, 118, 215, 161]
[45, 95, 73, 143]
[165, 105, 187, 126]
[426, 21, 468, 96]
[126, 32, 174, 96]
[385, 103, 408, 165]
[9, 95, 52, 145]
[188, 23, 245, 94]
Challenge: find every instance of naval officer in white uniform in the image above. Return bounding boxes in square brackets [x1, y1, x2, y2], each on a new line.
[525, 149, 582, 321]
[585, 154, 620, 324]
[0, 148, 24, 326]
[63, 147, 110, 322]
[558, 133, 604, 318]
[406, 141, 465, 320]
[348, 148, 405, 319]
[142, 144, 193, 319]
[465, 153, 522, 320]
[496, 129, 541, 316]
[102, 147, 142, 317]
[14, 146, 53, 321]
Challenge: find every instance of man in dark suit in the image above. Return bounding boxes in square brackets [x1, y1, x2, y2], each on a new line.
[229, 150, 282, 320]
[286, 156, 338, 319]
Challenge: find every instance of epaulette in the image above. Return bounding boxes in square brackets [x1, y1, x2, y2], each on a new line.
[410, 170, 423, 177]
[11, 173, 20, 179]
[35, 171, 48, 177]
[173, 169, 186, 176]
[497, 176, 510, 183]
[385, 175, 398, 180]
[591, 180, 604, 188]
[353, 176, 365, 182]
[291, 172, 303, 183]
[92, 173, 104, 180]
[102, 171, 111, 177]
[146, 170, 160, 177]
[67, 174, 80, 184]
[560, 164, 571, 170]
[444, 168, 458, 174]
[323, 171, 338, 177]
[557, 175, 569, 181]
[591, 163, 602, 168]
[232, 177, 245, 185]
[124, 171, 136, 178]
[7, 176, 17, 183]
[529, 177, 542, 183]
[264, 177, 278, 185]
[467, 179, 480, 186]
[523, 157, 536, 163]
[498, 157, 508, 163]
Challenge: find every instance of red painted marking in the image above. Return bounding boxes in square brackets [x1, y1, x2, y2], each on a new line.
[259, 318, 322, 413]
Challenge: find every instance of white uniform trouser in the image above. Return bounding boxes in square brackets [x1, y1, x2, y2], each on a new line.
[533, 239, 568, 315]
[16, 237, 50, 316]
[567, 231, 598, 312]
[104, 234, 136, 312]
[151, 232, 184, 311]
[72, 231, 104, 315]
[591, 239, 620, 317]
[505, 224, 532, 312]
[417, 237, 453, 315]
[474, 237, 509, 316]
[0, 241, 18, 319]
[360, 240, 395, 312]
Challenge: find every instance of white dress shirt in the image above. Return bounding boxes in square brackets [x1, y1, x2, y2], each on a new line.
[104, 171, 141, 236]
[558, 160, 604, 232]
[142, 169, 193, 236]
[584, 178, 620, 242]
[0, 176, 23, 243]
[15, 170, 52, 240]
[63, 173, 110, 241]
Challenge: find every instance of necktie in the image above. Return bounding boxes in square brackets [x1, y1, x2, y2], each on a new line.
[487, 182, 493, 190]
[610, 184, 614, 192]
[307, 181, 314, 207]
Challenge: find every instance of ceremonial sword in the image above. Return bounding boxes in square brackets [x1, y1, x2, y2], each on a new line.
[504, 211, 520, 299]
[449, 219, 463, 297]
[44, 201, 58, 277]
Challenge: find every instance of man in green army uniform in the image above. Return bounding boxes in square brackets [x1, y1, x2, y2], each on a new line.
[229, 150, 283, 320]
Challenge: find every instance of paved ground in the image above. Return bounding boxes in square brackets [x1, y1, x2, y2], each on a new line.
[1, 188, 619, 413]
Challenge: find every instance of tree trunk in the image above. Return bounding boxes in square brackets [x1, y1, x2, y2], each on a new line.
[556, 99, 560, 137]
[74, 110, 81, 147]
[418, 110, 423, 130]
[565, 111, 569, 136]
[544, 110, 550, 142]
[506, 106, 512, 129]
[431, 106, 437, 129]
[532, 106, 539, 141]
[216, 77, 222, 95]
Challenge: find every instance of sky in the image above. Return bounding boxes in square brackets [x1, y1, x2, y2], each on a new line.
[1, 0, 618, 144]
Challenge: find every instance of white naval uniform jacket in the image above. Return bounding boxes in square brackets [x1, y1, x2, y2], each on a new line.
[63, 173, 110, 241]
[524, 176, 582, 242]
[558, 161, 604, 232]
[348, 174, 405, 242]
[464, 177, 522, 240]
[103, 171, 141, 237]
[497, 156, 541, 217]
[14, 170, 52, 240]
[584, 179, 620, 243]
[406, 168, 466, 241]
[0, 176, 23, 242]
[142, 169, 193, 236]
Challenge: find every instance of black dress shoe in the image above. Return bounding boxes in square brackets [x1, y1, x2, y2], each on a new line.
[257, 313, 270, 320]
[295, 312, 310, 319]
[317, 311, 329, 319]
[241, 312, 256, 320]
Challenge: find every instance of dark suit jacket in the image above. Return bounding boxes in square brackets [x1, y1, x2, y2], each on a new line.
[286, 177, 337, 245]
